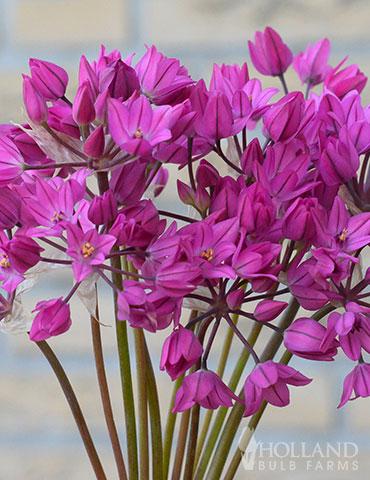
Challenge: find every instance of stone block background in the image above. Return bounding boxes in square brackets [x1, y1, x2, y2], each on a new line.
[0, 0, 370, 478]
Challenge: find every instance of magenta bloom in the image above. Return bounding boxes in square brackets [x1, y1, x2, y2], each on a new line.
[321, 305, 370, 361]
[29, 58, 68, 101]
[263, 91, 305, 143]
[0, 134, 24, 185]
[107, 96, 172, 157]
[248, 27, 293, 77]
[135, 45, 194, 105]
[293, 38, 331, 86]
[338, 362, 370, 408]
[22, 75, 48, 124]
[325, 61, 367, 99]
[160, 326, 203, 380]
[173, 370, 240, 412]
[243, 360, 312, 417]
[66, 224, 116, 282]
[30, 297, 71, 341]
[88, 190, 117, 226]
[284, 317, 339, 361]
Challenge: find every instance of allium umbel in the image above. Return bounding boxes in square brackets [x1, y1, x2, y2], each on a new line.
[0, 27, 369, 480]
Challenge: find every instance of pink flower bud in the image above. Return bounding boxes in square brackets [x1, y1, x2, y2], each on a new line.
[83, 125, 105, 158]
[30, 297, 71, 341]
[293, 38, 331, 86]
[160, 326, 203, 380]
[177, 180, 195, 205]
[248, 27, 293, 77]
[284, 318, 339, 361]
[254, 300, 288, 322]
[72, 81, 96, 125]
[22, 75, 48, 124]
[240, 138, 264, 176]
[29, 59, 68, 101]
[88, 190, 117, 225]
[226, 289, 244, 310]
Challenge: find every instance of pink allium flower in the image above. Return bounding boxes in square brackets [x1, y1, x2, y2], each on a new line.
[338, 362, 370, 408]
[0, 134, 24, 185]
[160, 326, 203, 380]
[243, 360, 312, 417]
[107, 95, 173, 157]
[325, 60, 367, 99]
[254, 300, 288, 322]
[30, 297, 71, 341]
[284, 317, 339, 361]
[248, 27, 293, 77]
[293, 38, 331, 86]
[29, 58, 68, 101]
[72, 81, 96, 125]
[172, 370, 241, 412]
[66, 224, 116, 282]
[88, 190, 117, 226]
[22, 75, 49, 124]
[135, 45, 194, 105]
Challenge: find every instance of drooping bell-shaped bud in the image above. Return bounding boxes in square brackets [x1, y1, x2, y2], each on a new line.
[29, 58, 68, 101]
[30, 297, 71, 341]
[254, 300, 288, 322]
[22, 75, 48, 124]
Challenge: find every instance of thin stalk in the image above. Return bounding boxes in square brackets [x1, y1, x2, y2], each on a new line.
[134, 328, 149, 480]
[143, 337, 163, 480]
[163, 374, 184, 480]
[98, 169, 138, 480]
[194, 314, 239, 468]
[36, 340, 107, 480]
[223, 350, 294, 480]
[90, 292, 127, 480]
[278, 74, 289, 95]
[157, 210, 197, 224]
[171, 409, 191, 480]
[204, 298, 300, 479]
[194, 322, 262, 480]
[182, 403, 201, 480]
[187, 136, 196, 191]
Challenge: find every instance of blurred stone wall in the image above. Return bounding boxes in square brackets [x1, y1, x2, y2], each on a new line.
[0, 0, 370, 479]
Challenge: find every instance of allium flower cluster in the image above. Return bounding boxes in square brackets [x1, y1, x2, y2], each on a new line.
[1, 26, 370, 423]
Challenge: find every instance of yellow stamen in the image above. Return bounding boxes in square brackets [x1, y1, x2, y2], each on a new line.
[81, 242, 95, 258]
[201, 248, 214, 262]
[135, 127, 143, 139]
[339, 228, 348, 242]
[50, 211, 64, 223]
[0, 253, 10, 268]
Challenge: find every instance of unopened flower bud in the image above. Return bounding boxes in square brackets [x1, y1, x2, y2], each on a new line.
[29, 58, 68, 100]
[22, 75, 48, 124]
[83, 125, 105, 158]
[88, 190, 117, 225]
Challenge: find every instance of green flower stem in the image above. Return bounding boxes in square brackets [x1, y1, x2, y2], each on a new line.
[171, 409, 191, 480]
[134, 328, 149, 480]
[97, 170, 138, 480]
[183, 403, 201, 480]
[36, 340, 107, 480]
[91, 309, 127, 480]
[194, 322, 262, 480]
[162, 374, 184, 480]
[112, 255, 138, 480]
[194, 313, 239, 468]
[204, 298, 300, 480]
[223, 351, 293, 480]
[143, 337, 163, 480]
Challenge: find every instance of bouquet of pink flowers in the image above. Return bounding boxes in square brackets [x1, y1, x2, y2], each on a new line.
[0, 26, 369, 479]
